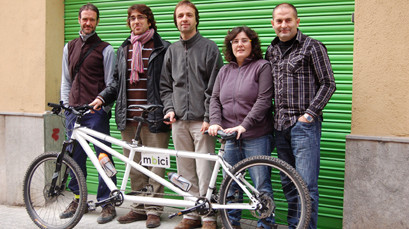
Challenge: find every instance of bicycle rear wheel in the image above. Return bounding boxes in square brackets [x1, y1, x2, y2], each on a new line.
[23, 152, 88, 229]
[218, 155, 311, 229]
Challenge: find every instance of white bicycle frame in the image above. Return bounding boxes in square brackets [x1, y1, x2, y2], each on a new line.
[70, 122, 261, 211]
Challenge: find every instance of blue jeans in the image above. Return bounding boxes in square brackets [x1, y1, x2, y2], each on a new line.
[223, 134, 274, 229]
[274, 118, 321, 229]
[65, 109, 117, 202]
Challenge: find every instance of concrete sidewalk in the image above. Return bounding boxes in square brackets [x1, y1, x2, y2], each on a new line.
[1, 197, 181, 229]
[1, 197, 287, 228]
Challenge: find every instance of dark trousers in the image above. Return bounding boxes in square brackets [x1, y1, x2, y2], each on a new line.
[65, 109, 117, 202]
[274, 118, 322, 229]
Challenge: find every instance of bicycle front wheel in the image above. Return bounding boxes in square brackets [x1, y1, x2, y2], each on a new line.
[218, 155, 311, 229]
[23, 152, 88, 229]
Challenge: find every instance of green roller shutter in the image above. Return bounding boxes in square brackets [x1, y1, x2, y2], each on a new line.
[64, 1, 354, 228]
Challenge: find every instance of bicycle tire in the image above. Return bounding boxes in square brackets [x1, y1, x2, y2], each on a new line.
[23, 152, 88, 229]
[218, 155, 311, 229]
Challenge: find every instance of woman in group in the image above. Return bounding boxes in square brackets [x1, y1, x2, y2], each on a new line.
[208, 26, 274, 229]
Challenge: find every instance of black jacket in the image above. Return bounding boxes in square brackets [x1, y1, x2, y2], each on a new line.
[114, 32, 170, 132]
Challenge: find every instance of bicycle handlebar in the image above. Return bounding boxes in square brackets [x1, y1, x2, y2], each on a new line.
[48, 103, 235, 140]
[48, 102, 93, 116]
[204, 130, 237, 140]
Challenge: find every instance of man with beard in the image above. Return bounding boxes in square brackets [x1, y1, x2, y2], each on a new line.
[60, 3, 117, 224]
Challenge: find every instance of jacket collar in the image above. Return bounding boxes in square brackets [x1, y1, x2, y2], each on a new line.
[79, 31, 96, 42]
[180, 32, 202, 49]
[271, 29, 303, 45]
[229, 58, 254, 67]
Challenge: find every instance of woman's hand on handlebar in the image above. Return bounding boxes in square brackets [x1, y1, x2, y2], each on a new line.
[208, 124, 223, 136]
[224, 125, 246, 139]
[164, 112, 176, 125]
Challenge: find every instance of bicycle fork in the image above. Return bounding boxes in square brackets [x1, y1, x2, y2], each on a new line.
[47, 140, 74, 197]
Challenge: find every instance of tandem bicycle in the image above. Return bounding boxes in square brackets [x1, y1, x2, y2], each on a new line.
[23, 102, 311, 229]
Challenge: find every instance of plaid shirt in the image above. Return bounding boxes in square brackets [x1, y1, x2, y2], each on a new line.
[265, 30, 336, 131]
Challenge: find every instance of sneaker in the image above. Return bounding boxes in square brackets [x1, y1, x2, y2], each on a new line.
[59, 199, 78, 219]
[146, 214, 161, 228]
[174, 218, 202, 229]
[202, 221, 217, 229]
[97, 204, 116, 224]
[117, 210, 147, 224]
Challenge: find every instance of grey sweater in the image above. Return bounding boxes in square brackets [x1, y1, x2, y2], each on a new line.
[160, 32, 223, 122]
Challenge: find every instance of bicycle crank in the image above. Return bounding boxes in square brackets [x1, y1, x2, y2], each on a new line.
[168, 198, 213, 219]
[90, 190, 124, 210]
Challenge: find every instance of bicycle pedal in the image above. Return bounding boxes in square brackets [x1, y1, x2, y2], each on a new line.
[87, 201, 96, 211]
[168, 204, 199, 219]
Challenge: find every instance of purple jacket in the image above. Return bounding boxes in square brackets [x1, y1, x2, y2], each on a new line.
[210, 58, 273, 139]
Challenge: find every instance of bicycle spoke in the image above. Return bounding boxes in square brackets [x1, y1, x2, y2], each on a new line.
[23, 152, 87, 229]
[219, 155, 311, 229]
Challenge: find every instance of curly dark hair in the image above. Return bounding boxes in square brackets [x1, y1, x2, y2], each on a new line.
[223, 26, 262, 63]
[127, 4, 157, 32]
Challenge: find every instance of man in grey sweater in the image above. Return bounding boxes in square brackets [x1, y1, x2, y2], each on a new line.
[160, 1, 223, 228]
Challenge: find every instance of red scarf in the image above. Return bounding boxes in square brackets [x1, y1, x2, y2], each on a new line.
[130, 28, 154, 84]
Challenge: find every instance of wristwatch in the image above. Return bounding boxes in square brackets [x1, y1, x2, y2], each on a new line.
[303, 113, 314, 122]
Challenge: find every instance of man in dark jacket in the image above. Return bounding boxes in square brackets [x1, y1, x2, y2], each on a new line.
[59, 3, 117, 224]
[160, 1, 223, 229]
[114, 4, 170, 228]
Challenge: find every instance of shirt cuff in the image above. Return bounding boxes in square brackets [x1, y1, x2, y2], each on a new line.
[97, 95, 105, 104]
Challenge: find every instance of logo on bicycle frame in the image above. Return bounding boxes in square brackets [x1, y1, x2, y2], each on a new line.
[141, 153, 170, 168]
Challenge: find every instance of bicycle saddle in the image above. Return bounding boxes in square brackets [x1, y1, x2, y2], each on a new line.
[128, 104, 163, 112]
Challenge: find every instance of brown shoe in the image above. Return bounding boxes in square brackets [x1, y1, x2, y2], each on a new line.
[146, 214, 161, 228]
[174, 218, 202, 229]
[97, 204, 116, 224]
[202, 221, 217, 229]
[59, 199, 78, 219]
[117, 210, 147, 224]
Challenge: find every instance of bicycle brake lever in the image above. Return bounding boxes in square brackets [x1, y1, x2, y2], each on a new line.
[48, 102, 62, 115]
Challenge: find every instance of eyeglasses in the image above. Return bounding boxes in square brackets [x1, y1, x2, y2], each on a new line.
[129, 15, 147, 21]
[230, 38, 252, 45]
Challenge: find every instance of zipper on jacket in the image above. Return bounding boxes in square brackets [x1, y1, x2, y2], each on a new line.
[233, 67, 241, 125]
[148, 45, 163, 66]
[185, 42, 190, 120]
